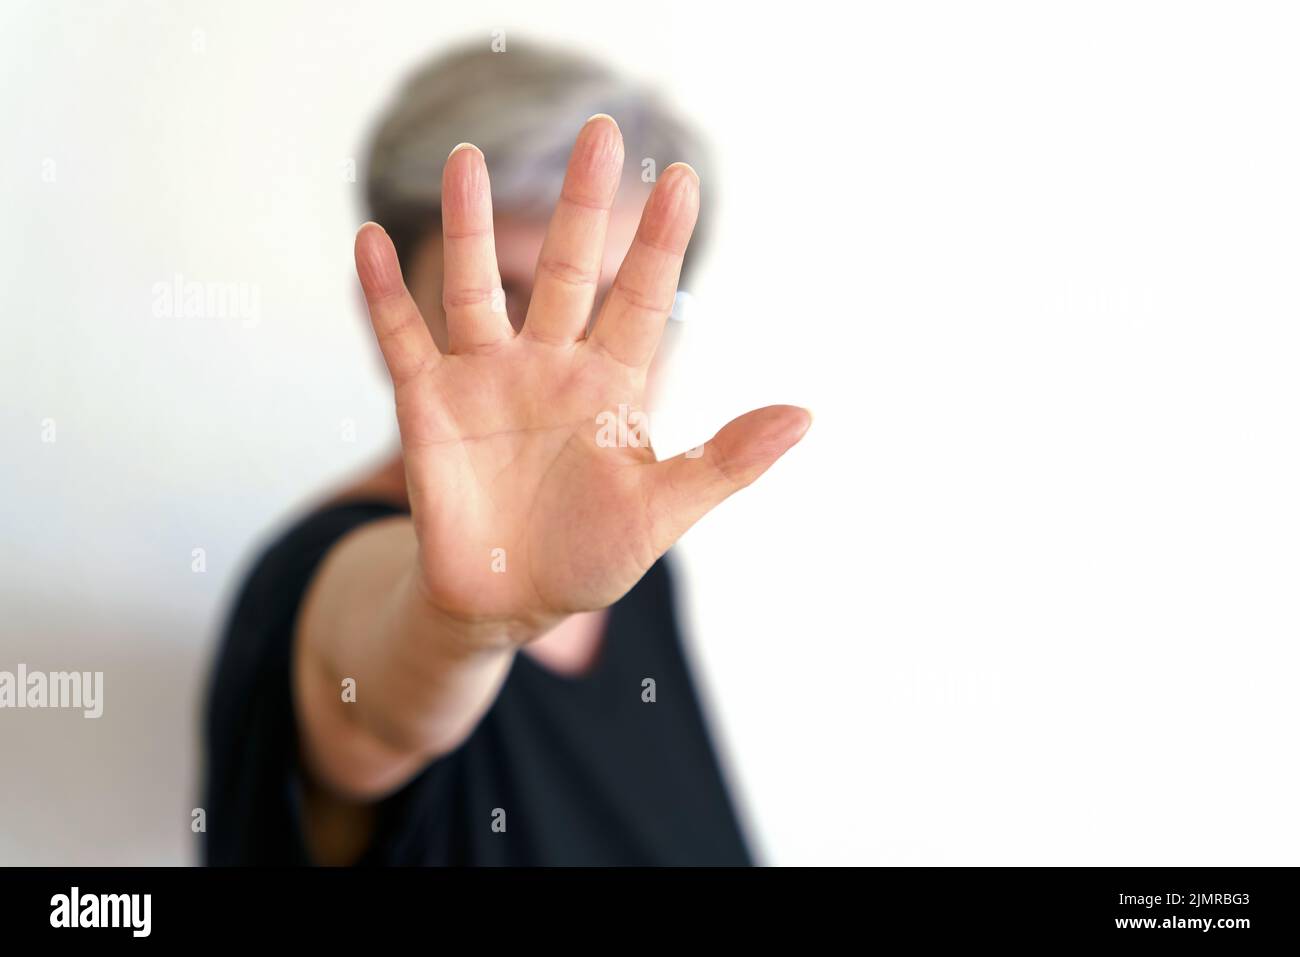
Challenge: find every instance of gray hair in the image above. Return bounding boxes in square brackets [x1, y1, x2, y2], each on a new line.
[363, 41, 713, 276]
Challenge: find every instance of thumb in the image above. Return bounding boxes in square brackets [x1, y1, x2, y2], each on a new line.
[644, 404, 812, 550]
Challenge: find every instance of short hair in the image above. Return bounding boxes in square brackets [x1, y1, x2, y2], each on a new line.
[363, 40, 713, 280]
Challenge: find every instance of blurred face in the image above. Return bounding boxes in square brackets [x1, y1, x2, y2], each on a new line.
[406, 196, 652, 353]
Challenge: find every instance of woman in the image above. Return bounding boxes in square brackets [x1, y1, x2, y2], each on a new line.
[204, 43, 809, 865]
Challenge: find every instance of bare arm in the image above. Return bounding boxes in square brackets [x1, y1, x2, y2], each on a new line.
[291, 516, 550, 863]
[292, 516, 531, 800]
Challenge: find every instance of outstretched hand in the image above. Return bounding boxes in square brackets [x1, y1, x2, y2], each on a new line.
[354, 115, 810, 640]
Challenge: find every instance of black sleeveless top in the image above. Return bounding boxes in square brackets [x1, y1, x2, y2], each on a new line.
[203, 501, 752, 865]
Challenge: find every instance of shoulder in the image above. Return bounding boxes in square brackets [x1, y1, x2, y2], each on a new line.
[209, 471, 410, 711]
[232, 458, 411, 617]
[230, 499, 408, 629]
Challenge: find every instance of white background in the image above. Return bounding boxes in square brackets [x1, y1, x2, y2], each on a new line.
[1, 0, 1297, 865]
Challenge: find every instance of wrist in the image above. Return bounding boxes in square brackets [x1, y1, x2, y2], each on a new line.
[401, 564, 553, 654]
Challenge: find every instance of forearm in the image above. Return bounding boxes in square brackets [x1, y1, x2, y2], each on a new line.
[291, 516, 527, 800]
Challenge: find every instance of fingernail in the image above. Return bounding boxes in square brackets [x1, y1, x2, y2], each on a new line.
[663, 161, 700, 184]
[795, 409, 814, 439]
[448, 142, 479, 158]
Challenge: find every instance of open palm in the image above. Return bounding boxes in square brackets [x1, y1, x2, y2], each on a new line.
[354, 116, 809, 637]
